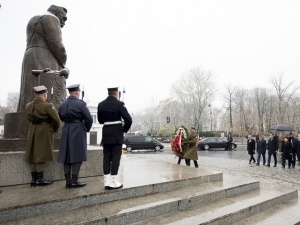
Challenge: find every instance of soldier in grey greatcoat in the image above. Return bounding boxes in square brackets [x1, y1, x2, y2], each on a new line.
[57, 84, 93, 188]
[25, 85, 60, 186]
[18, 5, 68, 112]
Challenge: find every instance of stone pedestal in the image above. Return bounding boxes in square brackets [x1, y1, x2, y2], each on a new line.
[0, 148, 103, 187]
[3, 112, 61, 139]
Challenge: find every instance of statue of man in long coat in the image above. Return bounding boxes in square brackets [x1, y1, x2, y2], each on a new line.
[17, 5, 68, 112]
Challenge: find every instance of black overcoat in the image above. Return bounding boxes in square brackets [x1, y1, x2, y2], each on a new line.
[267, 138, 278, 154]
[97, 96, 132, 144]
[256, 139, 266, 154]
[57, 96, 93, 163]
[247, 139, 255, 154]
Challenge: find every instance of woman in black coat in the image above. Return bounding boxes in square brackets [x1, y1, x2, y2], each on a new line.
[247, 135, 256, 164]
[281, 137, 292, 169]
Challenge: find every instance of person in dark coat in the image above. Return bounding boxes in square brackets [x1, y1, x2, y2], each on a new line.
[267, 133, 278, 167]
[97, 87, 132, 190]
[25, 85, 60, 186]
[225, 133, 233, 150]
[281, 137, 292, 169]
[58, 84, 93, 188]
[256, 134, 266, 166]
[18, 5, 68, 112]
[247, 135, 256, 164]
[288, 132, 296, 168]
[295, 134, 300, 170]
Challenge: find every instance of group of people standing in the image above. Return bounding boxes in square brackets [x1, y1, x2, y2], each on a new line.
[25, 85, 132, 190]
[247, 132, 300, 169]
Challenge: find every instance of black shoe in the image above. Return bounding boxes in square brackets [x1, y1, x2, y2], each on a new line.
[70, 173, 86, 188]
[70, 180, 86, 188]
[249, 162, 251, 164]
[266, 164, 270, 167]
[282, 166, 285, 169]
[34, 172, 53, 186]
[263, 163, 265, 165]
[273, 165, 277, 167]
[256, 163, 259, 166]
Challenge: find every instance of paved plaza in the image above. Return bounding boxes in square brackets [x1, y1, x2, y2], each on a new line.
[138, 149, 300, 190]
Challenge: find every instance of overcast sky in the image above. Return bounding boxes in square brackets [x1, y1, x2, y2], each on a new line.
[1, 0, 300, 113]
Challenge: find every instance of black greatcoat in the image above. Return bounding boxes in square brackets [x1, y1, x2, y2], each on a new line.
[97, 96, 132, 144]
[247, 139, 256, 154]
[57, 96, 93, 163]
[267, 138, 278, 154]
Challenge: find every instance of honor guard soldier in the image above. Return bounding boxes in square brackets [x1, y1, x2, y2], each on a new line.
[57, 84, 93, 188]
[25, 85, 60, 186]
[97, 87, 132, 189]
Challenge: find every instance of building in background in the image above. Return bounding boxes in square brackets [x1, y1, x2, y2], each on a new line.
[87, 105, 102, 145]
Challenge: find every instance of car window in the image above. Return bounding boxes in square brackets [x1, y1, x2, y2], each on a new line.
[145, 136, 152, 142]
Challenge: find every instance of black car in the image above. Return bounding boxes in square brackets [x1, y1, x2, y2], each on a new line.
[124, 135, 164, 152]
[197, 137, 237, 150]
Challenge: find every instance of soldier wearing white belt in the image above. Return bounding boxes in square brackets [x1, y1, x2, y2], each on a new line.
[97, 87, 132, 189]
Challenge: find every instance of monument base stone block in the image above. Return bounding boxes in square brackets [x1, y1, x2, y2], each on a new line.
[0, 148, 103, 187]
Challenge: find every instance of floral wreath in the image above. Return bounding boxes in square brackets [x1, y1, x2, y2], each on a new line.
[171, 125, 189, 157]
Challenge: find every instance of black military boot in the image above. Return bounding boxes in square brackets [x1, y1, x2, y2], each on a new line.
[65, 173, 71, 189]
[70, 174, 86, 188]
[31, 171, 36, 187]
[34, 172, 53, 186]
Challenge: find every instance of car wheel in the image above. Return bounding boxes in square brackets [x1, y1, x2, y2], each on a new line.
[126, 146, 132, 152]
[204, 144, 209, 150]
[155, 145, 161, 151]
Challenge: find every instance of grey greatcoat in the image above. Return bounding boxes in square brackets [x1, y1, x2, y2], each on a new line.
[18, 7, 67, 112]
[25, 97, 60, 163]
[57, 96, 93, 164]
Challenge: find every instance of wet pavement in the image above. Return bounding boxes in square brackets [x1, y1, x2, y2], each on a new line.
[132, 147, 300, 190]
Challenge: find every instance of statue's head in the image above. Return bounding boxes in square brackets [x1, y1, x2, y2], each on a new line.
[47, 5, 68, 28]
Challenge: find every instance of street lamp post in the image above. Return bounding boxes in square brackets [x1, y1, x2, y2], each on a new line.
[208, 104, 212, 132]
[122, 88, 126, 102]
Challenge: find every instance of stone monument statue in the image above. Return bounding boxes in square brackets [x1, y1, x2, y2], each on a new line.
[17, 5, 68, 112]
[4, 5, 68, 139]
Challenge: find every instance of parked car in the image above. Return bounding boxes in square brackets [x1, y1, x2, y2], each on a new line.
[124, 135, 164, 152]
[162, 139, 171, 143]
[197, 137, 237, 150]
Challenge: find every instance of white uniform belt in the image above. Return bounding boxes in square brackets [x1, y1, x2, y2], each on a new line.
[104, 121, 122, 125]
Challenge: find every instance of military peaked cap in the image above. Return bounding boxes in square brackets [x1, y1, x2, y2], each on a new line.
[107, 87, 118, 91]
[67, 84, 80, 92]
[33, 85, 48, 94]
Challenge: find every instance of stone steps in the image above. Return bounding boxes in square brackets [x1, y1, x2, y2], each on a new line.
[0, 156, 299, 225]
[1, 175, 259, 225]
[132, 178, 298, 225]
[232, 191, 300, 225]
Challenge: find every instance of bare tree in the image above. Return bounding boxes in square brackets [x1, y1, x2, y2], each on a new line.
[223, 84, 236, 132]
[172, 67, 215, 131]
[271, 72, 300, 124]
[7, 92, 19, 112]
[0, 105, 9, 125]
[253, 88, 269, 133]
